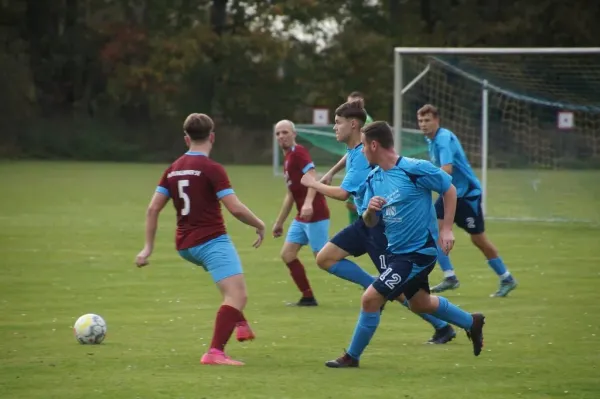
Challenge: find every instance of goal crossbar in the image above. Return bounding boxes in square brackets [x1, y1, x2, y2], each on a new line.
[394, 47, 600, 55]
[393, 47, 600, 220]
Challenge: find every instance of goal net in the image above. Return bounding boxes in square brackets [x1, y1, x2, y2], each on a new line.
[272, 125, 429, 179]
[395, 48, 600, 224]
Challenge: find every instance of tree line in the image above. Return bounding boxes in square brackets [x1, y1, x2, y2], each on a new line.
[1, 0, 599, 164]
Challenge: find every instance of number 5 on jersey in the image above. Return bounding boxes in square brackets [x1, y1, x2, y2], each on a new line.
[178, 179, 190, 216]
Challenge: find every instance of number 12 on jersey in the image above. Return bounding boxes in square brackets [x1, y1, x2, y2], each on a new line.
[379, 267, 402, 290]
[177, 179, 190, 216]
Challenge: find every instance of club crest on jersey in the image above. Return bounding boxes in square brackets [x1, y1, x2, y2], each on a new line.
[382, 204, 403, 223]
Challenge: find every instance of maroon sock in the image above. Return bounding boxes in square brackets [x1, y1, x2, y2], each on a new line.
[237, 312, 247, 326]
[286, 259, 314, 298]
[210, 305, 243, 351]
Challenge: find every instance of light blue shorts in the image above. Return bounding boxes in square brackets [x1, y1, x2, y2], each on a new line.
[178, 234, 243, 283]
[285, 219, 330, 252]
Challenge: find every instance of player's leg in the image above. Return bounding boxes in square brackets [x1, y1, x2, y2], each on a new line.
[324, 284, 386, 368]
[405, 260, 485, 357]
[180, 235, 250, 366]
[316, 219, 376, 289]
[326, 252, 441, 367]
[430, 197, 460, 293]
[364, 223, 455, 343]
[282, 220, 317, 306]
[460, 197, 517, 297]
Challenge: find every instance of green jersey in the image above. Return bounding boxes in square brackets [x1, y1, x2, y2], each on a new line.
[365, 112, 373, 124]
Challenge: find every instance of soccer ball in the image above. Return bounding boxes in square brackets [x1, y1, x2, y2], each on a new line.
[73, 313, 107, 344]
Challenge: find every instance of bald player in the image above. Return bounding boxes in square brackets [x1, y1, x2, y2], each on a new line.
[273, 120, 331, 306]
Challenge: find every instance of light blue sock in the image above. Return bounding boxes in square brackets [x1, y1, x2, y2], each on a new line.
[437, 245, 455, 273]
[328, 259, 376, 289]
[347, 310, 380, 360]
[401, 299, 448, 330]
[487, 257, 508, 277]
[432, 296, 473, 330]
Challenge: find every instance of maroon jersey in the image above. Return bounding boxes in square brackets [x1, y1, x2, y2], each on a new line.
[283, 145, 329, 222]
[156, 151, 233, 250]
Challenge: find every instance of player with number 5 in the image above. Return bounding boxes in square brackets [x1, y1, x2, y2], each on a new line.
[325, 121, 485, 368]
[135, 113, 265, 366]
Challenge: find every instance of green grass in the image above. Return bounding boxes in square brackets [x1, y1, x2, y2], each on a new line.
[1, 161, 599, 399]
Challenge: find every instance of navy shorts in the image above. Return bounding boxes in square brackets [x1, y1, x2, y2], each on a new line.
[372, 252, 437, 300]
[330, 217, 389, 273]
[435, 195, 485, 234]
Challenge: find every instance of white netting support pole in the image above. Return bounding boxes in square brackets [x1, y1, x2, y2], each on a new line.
[393, 51, 403, 153]
[272, 124, 279, 176]
[481, 79, 489, 214]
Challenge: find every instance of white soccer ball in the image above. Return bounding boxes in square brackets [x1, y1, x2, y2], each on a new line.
[73, 313, 107, 344]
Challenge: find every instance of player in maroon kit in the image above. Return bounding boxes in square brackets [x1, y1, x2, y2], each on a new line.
[135, 113, 265, 366]
[272, 120, 330, 307]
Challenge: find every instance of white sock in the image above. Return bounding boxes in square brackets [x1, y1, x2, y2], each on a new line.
[500, 271, 511, 280]
[443, 270, 456, 278]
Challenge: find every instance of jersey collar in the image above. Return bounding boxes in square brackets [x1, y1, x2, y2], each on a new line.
[185, 151, 207, 156]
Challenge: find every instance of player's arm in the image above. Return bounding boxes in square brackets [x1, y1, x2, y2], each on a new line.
[301, 175, 349, 201]
[437, 134, 454, 175]
[221, 194, 265, 230]
[212, 164, 265, 247]
[136, 186, 170, 267]
[143, 192, 170, 249]
[320, 154, 347, 184]
[362, 202, 381, 228]
[275, 191, 294, 225]
[440, 183, 457, 232]
[303, 169, 318, 205]
[301, 156, 369, 201]
[361, 178, 381, 228]
[416, 162, 457, 253]
[273, 191, 294, 237]
[296, 153, 319, 207]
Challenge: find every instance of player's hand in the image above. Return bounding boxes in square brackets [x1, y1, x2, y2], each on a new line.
[272, 222, 284, 238]
[319, 173, 333, 185]
[135, 246, 152, 267]
[439, 229, 455, 255]
[300, 173, 316, 188]
[253, 223, 266, 248]
[367, 196, 386, 212]
[300, 204, 313, 220]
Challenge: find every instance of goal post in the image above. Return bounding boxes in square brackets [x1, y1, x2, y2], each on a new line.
[394, 47, 600, 224]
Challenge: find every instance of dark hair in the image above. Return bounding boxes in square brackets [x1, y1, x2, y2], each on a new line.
[362, 121, 394, 149]
[417, 104, 440, 119]
[335, 101, 367, 125]
[348, 91, 365, 107]
[183, 113, 214, 141]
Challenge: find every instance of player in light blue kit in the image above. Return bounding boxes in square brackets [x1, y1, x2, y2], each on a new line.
[303, 101, 457, 345]
[418, 104, 517, 297]
[325, 121, 485, 368]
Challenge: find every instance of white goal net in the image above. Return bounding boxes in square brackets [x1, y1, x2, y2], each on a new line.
[394, 48, 600, 224]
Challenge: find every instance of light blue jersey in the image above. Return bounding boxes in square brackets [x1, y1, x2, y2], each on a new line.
[340, 143, 372, 215]
[364, 157, 452, 255]
[427, 128, 481, 198]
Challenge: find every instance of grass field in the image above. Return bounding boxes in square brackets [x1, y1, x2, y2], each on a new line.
[1, 161, 599, 399]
